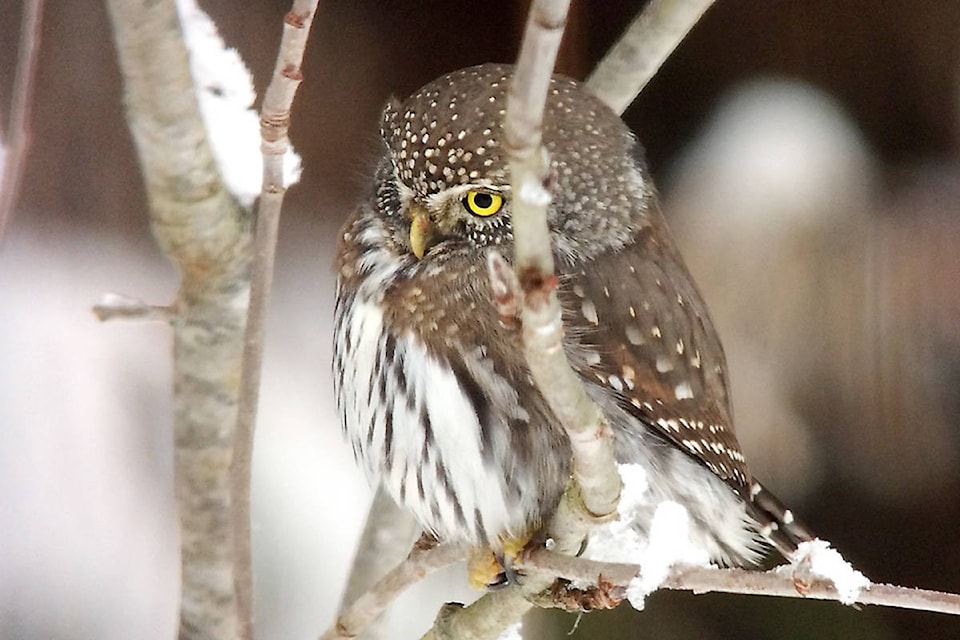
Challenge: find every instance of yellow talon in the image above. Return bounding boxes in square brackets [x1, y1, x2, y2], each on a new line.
[466, 531, 536, 590]
[467, 548, 504, 591]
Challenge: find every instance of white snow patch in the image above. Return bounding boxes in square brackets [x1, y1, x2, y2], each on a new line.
[787, 539, 869, 605]
[580, 464, 710, 610]
[581, 464, 650, 566]
[176, 0, 302, 207]
[496, 620, 523, 640]
[625, 501, 711, 610]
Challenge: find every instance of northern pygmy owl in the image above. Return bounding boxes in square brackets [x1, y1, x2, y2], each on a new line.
[333, 64, 810, 585]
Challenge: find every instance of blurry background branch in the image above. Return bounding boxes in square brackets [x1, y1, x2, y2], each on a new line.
[0, 0, 44, 241]
[586, 0, 715, 113]
[335, 488, 422, 640]
[324, 540, 467, 640]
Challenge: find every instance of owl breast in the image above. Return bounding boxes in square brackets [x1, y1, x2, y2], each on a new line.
[333, 209, 570, 546]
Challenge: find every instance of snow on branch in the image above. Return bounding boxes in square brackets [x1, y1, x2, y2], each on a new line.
[176, 0, 302, 208]
[93, 292, 176, 322]
[519, 546, 960, 616]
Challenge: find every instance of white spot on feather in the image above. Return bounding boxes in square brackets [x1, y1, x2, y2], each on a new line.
[674, 381, 694, 400]
[655, 356, 673, 373]
[581, 299, 599, 324]
[625, 325, 643, 345]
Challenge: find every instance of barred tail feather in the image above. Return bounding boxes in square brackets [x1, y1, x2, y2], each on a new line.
[748, 480, 815, 559]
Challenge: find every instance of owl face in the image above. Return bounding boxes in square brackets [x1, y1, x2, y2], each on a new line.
[375, 64, 655, 266]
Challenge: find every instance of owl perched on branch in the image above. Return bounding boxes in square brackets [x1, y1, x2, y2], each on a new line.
[333, 63, 810, 588]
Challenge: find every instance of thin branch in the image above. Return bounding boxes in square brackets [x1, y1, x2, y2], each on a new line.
[518, 548, 960, 616]
[325, 535, 960, 640]
[232, 3, 319, 640]
[419, 1, 618, 637]
[504, 1, 622, 533]
[0, 0, 45, 241]
[337, 486, 422, 640]
[320, 542, 468, 640]
[585, 0, 716, 115]
[92, 292, 175, 322]
[106, 1, 251, 639]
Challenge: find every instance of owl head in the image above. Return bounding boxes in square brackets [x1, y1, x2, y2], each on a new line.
[375, 63, 655, 266]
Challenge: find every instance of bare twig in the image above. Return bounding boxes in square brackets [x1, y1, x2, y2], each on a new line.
[232, 3, 319, 639]
[328, 537, 960, 640]
[320, 542, 468, 640]
[92, 292, 175, 322]
[419, 1, 615, 638]
[337, 487, 422, 640]
[0, 0, 45, 241]
[585, 0, 716, 115]
[106, 1, 251, 638]
[519, 548, 960, 616]
[504, 1, 622, 534]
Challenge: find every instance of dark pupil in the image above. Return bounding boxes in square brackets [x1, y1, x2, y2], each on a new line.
[473, 193, 493, 209]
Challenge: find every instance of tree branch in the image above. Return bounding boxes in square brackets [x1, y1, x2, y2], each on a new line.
[504, 0, 623, 545]
[418, 1, 621, 637]
[0, 0, 45, 241]
[321, 542, 468, 640]
[336, 486, 422, 640]
[232, 3, 319, 639]
[92, 292, 176, 323]
[518, 547, 960, 616]
[105, 1, 252, 639]
[585, 0, 716, 115]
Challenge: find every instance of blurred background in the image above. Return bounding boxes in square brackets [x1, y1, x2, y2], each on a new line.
[1, 0, 959, 638]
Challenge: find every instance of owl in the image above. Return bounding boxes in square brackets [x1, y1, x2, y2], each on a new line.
[333, 63, 810, 587]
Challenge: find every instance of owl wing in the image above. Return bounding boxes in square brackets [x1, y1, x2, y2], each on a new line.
[557, 217, 752, 493]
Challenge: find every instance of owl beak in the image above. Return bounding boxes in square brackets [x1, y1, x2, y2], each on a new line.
[409, 206, 436, 259]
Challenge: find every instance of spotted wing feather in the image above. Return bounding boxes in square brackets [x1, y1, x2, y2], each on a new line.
[559, 215, 752, 493]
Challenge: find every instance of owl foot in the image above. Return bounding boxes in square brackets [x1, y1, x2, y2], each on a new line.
[466, 534, 532, 590]
[467, 547, 509, 590]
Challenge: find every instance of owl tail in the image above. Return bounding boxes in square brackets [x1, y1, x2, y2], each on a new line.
[748, 480, 816, 559]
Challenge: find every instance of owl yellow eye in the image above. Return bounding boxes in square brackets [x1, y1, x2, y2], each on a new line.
[462, 191, 503, 217]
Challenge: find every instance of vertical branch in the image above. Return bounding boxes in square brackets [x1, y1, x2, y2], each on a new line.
[502, 0, 568, 277]
[0, 0, 45, 241]
[105, 1, 252, 639]
[504, 0, 621, 547]
[585, 0, 716, 114]
[420, 1, 619, 637]
[232, 3, 319, 639]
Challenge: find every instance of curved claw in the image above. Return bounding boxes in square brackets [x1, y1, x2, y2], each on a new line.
[495, 550, 524, 587]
